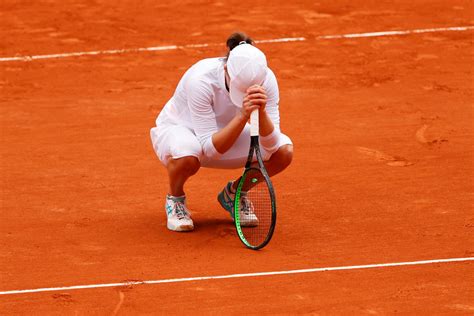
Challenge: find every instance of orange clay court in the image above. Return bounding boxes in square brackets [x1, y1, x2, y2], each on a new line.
[1, 1, 473, 314]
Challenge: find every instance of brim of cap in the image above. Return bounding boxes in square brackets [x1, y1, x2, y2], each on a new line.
[229, 82, 247, 108]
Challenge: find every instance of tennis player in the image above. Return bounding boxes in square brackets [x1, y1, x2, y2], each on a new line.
[150, 32, 293, 231]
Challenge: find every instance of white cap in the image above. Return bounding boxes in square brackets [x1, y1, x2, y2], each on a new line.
[227, 43, 267, 108]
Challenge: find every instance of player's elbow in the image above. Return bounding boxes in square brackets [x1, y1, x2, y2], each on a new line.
[202, 138, 223, 160]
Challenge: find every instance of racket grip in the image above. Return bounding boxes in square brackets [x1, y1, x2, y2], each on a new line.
[250, 110, 259, 136]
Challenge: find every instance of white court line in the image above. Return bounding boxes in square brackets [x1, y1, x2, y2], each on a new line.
[317, 25, 474, 39]
[0, 37, 305, 62]
[0, 26, 472, 62]
[0, 257, 472, 296]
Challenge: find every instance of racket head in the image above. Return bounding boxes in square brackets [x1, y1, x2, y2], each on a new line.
[234, 167, 276, 250]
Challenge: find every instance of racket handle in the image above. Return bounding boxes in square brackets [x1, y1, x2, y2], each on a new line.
[250, 110, 259, 136]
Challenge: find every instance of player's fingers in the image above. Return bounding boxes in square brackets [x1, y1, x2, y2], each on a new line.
[249, 99, 266, 106]
[245, 98, 266, 107]
[247, 104, 261, 112]
[243, 102, 256, 111]
[247, 89, 265, 96]
[247, 93, 267, 100]
[246, 85, 265, 94]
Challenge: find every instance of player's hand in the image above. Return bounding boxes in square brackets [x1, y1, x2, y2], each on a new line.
[240, 85, 267, 119]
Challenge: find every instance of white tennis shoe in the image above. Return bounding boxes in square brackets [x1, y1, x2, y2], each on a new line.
[239, 193, 259, 227]
[165, 195, 194, 232]
[217, 181, 259, 227]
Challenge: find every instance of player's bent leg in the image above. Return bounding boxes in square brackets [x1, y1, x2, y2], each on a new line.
[264, 144, 294, 177]
[167, 156, 200, 196]
[165, 156, 200, 232]
[235, 144, 293, 188]
[165, 156, 201, 231]
[151, 124, 203, 232]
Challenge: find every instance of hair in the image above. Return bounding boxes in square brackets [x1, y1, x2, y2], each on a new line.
[225, 32, 254, 58]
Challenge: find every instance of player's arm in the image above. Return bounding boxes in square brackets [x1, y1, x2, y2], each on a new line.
[214, 84, 274, 153]
[212, 95, 260, 154]
[188, 78, 261, 156]
[254, 70, 282, 153]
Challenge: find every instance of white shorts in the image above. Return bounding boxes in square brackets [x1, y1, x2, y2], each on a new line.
[150, 124, 292, 169]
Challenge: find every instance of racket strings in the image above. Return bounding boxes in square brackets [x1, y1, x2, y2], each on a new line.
[240, 178, 272, 246]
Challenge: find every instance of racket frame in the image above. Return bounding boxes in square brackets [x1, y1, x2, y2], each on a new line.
[234, 110, 277, 250]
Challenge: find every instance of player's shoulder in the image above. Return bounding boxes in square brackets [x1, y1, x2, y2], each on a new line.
[184, 58, 222, 95]
[263, 67, 279, 92]
[189, 57, 223, 76]
[185, 58, 222, 85]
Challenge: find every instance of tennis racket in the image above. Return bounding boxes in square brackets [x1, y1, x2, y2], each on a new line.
[234, 110, 276, 250]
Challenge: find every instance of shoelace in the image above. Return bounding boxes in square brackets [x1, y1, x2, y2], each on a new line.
[173, 201, 189, 220]
[240, 195, 253, 215]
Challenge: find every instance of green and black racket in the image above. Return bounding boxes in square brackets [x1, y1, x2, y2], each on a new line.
[234, 110, 276, 250]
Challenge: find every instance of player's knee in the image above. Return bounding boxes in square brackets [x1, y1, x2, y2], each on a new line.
[171, 156, 201, 176]
[183, 156, 201, 175]
[276, 144, 293, 169]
